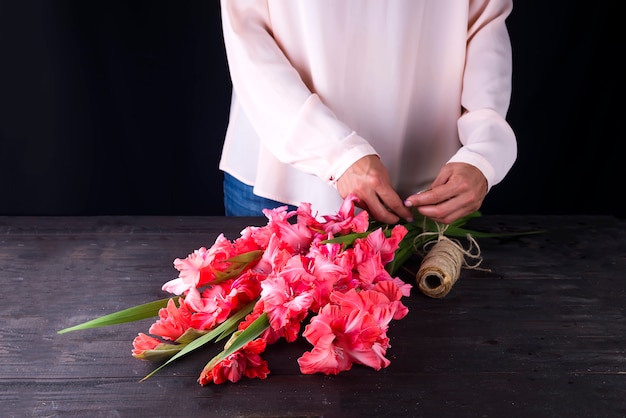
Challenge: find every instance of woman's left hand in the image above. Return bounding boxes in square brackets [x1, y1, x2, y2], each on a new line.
[403, 162, 488, 224]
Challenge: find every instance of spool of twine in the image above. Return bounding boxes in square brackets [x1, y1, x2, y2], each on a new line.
[414, 223, 485, 299]
[417, 237, 464, 298]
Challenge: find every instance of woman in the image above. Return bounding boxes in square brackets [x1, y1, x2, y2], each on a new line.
[219, 1, 516, 224]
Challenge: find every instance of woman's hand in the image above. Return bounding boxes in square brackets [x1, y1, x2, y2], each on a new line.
[404, 162, 488, 224]
[337, 155, 414, 224]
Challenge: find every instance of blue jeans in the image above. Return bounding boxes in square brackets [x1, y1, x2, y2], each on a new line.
[223, 172, 297, 216]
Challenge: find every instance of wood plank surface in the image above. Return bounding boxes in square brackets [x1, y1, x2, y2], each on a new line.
[1, 215, 625, 417]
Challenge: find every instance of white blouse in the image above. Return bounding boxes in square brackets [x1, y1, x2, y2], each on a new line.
[219, 0, 517, 216]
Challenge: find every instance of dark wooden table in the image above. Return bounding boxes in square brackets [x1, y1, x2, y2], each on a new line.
[1, 215, 625, 417]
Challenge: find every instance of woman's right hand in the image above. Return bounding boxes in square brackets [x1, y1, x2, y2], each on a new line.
[337, 155, 414, 224]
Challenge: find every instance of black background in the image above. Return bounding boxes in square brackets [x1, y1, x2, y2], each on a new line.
[0, 1, 622, 217]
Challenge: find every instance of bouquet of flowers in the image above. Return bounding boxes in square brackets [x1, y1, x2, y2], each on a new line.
[58, 194, 519, 385]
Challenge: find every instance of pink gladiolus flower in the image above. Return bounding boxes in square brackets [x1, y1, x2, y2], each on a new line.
[148, 298, 191, 341]
[238, 224, 272, 249]
[263, 206, 314, 253]
[162, 234, 238, 295]
[389, 276, 413, 298]
[260, 270, 312, 332]
[229, 270, 264, 305]
[179, 271, 263, 331]
[179, 286, 234, 331]
[349, 227, 408, 290]
[306, 247, 351, 311]
[294, 201, 325, 231]
[331, 281, 409, 325]
[366, 225, 408, 265]
[253, 233, 293, 275]
[321, 194, 369, 235]
[198, 338, 269, 385]
[297, 302, 390, 375]
[161, 246, 210, 295]
[132, 333, 163, 357]
[297, 282, 409, 375]
[351, 243, 389, 289]
[232, 232, 264, 254]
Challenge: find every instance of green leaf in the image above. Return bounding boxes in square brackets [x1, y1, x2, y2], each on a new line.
[322, 231, 371, 246]
[133, 329, 212, 362]
[133, 344, 185, 362]
[200, 313, 271, 375]
[175, 328, 209, 344]
[220, 312, 269, 358]
[443, 226, 544, 239]
[384, 211, 544, 276]
[140, 300, 256, 381]
[57, 297, 177, 334]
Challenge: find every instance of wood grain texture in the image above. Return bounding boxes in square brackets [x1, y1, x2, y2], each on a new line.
[1, 215, 625, 417]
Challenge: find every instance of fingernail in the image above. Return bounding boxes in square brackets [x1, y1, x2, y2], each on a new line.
[404, 200, 413, 207]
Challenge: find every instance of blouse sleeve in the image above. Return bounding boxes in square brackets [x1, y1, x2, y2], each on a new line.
[219, 0, 376, 186]
[449, 0, 517, 189]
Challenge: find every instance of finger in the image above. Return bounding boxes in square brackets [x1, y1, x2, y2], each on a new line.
[417, 194, 479, 224]
[405, 185, 454, 208]
[417, 205, 458, 224]
[368, 199, 401, 224]
[359, 191, 401, 224]
[377, 191, 414, 222]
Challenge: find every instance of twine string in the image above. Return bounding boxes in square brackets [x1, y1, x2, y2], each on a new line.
[413, 220, 489, 272]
